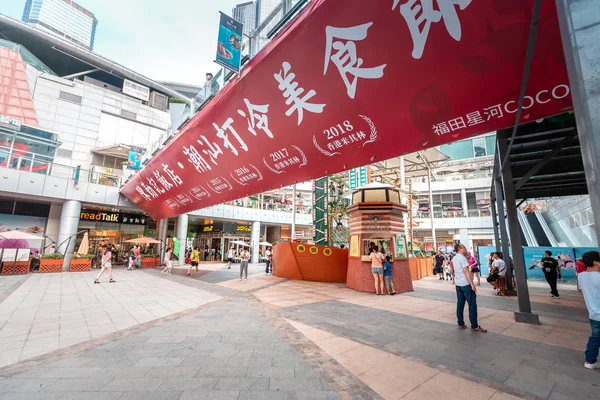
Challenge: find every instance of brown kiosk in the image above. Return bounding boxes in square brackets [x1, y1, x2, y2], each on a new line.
[346, 184, 414, 294]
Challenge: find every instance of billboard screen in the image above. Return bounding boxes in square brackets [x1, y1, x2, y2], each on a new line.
[121, 0, 572, 220]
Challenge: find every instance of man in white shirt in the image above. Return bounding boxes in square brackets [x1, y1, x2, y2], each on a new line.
[265, 247, 273, 275]
[453, 243, 487, 333]
[489, 252, 507, 293]
[580, 251, 600, 370]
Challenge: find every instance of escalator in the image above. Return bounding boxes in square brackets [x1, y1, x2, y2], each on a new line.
[526, 212, 551, 247]
[517, 208, 538, 247]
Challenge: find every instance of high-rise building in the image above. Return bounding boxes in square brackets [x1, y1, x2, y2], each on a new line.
[254, 0, 280, 29]
[232, 1, 256, 37]
[21, 0, 98, 50]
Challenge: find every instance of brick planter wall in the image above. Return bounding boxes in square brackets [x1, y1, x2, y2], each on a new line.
[39, 259, 64, 273]
[69, 258, 91, 272]
[140, 257, 156, 268]
[1, 261, 30, 275]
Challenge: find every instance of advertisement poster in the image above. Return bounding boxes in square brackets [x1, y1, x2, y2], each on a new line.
[215, 12, 243, 74]
[0, 214, 46, 254]
[349, 235, 359, 257]
[395, 234, 406, 258]
[121, 0, 572, 220]
[127, 146, 143, 170]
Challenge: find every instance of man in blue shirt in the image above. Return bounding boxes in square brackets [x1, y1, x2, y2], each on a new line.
[580, 251, 600, 370]
[383, 256, 396, 295]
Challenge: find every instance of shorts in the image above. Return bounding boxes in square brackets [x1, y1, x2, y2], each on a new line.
[227, 257, 234, 262]
[471, 268, 480, 273]
[384, 276, 393, 289]
[436, 265, 444, 274]
[191, 261, 198, 267]
[372, 267, 383, 274]
[104, 262, 112, 269]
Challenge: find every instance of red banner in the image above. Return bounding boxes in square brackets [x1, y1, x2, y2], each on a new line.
[121, 0, 572, 220]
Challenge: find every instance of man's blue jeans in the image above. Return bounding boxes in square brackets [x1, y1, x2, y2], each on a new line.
[456, 284, 478, 329]
[585, 319, 600, 364]
[265, 260, 271, 274]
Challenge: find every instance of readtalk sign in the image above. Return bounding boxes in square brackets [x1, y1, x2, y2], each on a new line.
[121, 0, 573, 220]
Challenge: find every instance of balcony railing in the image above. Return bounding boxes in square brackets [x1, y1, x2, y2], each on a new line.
[416, 209, 491, 219]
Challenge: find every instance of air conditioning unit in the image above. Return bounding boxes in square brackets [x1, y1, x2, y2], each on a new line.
[149, 92, 168, 112]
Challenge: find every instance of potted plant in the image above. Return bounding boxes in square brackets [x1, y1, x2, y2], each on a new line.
[69, 254, 94, 272]
[39, 253, 65, 273]
[140, 253, 158, 268]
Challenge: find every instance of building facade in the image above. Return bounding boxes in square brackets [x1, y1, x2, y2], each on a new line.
[22, 0, 98, 50]
[233, 1, 256, 37]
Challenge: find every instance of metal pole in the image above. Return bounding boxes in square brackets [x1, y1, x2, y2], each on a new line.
[498, 138, 539, 324]
[291, 184, 296, 241]
[428, 168, 436, 252]
[491, 192, 501, 252]
[399, 156, 406, 190]
[494, 175, 514, 293]
[408, 180, 414, 255]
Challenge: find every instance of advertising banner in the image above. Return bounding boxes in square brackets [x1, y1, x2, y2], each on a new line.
[121, 0, 572, 220]
[215, 12, 243, 74]
[127, 146, 143, 170]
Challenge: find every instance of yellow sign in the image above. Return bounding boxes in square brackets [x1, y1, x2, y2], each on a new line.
[323, 247, 332, 257]
[297, 244, 306, 252]
[350, 235, 360, 257]
[309, 246, 319, 255]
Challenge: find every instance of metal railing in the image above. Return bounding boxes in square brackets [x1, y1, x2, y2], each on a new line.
[416, 209, 491, 219]
[0, 147, 123, 187]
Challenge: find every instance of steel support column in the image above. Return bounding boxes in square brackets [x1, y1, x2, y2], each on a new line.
[490, 191, 501, 252]
[494, 172, 514, 294]
[498, 139, 539, 324]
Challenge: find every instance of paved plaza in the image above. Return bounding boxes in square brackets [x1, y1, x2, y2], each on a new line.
[0, 264, 598, 399]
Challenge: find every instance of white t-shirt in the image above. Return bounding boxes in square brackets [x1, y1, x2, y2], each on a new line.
[227, 249, 234, 258]
[453, 253, 470, 287]
[370, 252, 383, 267]
[493, 259, 507, 276]
[578, 271, 600, 321]
[265, 250, 272, 260]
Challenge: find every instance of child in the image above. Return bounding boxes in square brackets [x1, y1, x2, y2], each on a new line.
[383, 256, 396, 295]
[162, 247, 173, 275]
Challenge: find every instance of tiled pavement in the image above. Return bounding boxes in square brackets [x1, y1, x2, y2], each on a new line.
[0, 265, 598, 399]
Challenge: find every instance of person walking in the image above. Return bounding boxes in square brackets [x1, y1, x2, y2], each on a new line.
[467, 252, 480, 286]
[580, 251, 600, 370]
[434, 251, 444, 280]
[94, 245, 116, 284]
[226, 246, 235, 269]
[134, 245, 141, 269]
[370, 245, 385, 295]
[187, 247, 199, 276]
[538, 250, 561, 298]
[240, 248, 250, 280]
[162, 248, 173, 275]
[453, 243, 486, 333]
[265, 246, 273, 275]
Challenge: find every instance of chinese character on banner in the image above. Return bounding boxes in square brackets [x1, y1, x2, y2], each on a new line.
[183, 144, 211, 173]
[448, 116, 466, 131]
[393, 0, 472, 59]
[153, 170, 173, 191]
[274, 61, 326, 125]
[213, 118, 247, 156]
[135, 185, 151, 201]
[466, 111, 484, 126]
[237, 99, 274, 138]
[197, 135, 223, 165]
[483, 104, 503, 120]
[433, 122, 450, 135]
[324, 22, 386, 99]
[146, 177, 165, 195]
[162, 164, 183, 187]
[140, 182, 158, 199]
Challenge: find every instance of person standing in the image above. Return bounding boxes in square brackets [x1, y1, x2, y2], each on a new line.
[370, 245, 385, 295]
[453, 243, 486, 332]
[434, 251, 444, 280]
[226, 246, 235, 269]
[162, 248, 173, 275]
[580, 251, 600, 370]
[187, 247, 199, 276]
[265, 246, 273, 275]
[383, 255, 396, 295]
[576, 257, 587, 293]
[134, 245, 141, 269]
[94, 245, 116, 284]
[240, 248, 250, 280]
[127, 246, 135, 271]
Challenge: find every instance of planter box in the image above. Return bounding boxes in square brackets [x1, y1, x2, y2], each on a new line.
[140, 257, 156, 269]
[39, 258, 64, 273]
[154, 257, 161, 267]
[69, 258, 91, 272]
[1, 261, 30, 275]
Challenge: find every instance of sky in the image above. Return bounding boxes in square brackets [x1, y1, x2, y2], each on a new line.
[0, 0, 243, 86]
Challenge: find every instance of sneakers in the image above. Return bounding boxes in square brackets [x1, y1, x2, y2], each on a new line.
[552, 295, 560, 299]
[584, 362, 599, 370]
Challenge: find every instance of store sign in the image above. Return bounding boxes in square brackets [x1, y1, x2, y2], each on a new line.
[215, 12, 243, 74]
[0, 114, 22, 131]
[120, 0, 572, 220]
[79, 211, 147, 225]
[236, 225, 252, 232]
[123, 79, 150, 102]
[203, 225, 214, 232]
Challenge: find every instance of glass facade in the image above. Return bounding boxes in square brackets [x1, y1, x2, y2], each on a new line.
[438, 134, 496, 160]
[21, 0, 98, 50]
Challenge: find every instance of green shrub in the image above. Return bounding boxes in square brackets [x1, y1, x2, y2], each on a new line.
[41, 253, 64, 259]
[142, 253, 159, 258]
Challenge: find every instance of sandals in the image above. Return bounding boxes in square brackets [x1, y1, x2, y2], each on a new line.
[93, 279, 100, 284]
[458, 325, 468, 330]
[109, 279, 116, 283]
[471, 326, 487, 333]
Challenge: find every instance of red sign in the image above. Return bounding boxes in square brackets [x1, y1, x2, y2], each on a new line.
[121, 0, 572, 220]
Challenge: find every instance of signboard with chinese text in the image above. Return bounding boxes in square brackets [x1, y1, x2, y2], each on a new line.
[349, 235, 360, 258]
[79, 211, 147, 225]
[121, 0, 572, 221]
[123, 79, 150, 102]
[215, 12, 243, 74]
[395, 234, 407, 259]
